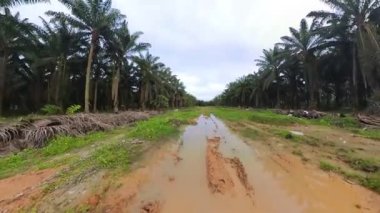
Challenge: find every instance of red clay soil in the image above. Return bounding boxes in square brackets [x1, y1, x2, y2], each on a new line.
[206, 137, 234, 194]
[228, 157, 255, 199]
[0, 169, 57, 211]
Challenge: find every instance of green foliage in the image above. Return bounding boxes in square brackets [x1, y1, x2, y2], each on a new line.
[152, 95, 169, 109]
[336, 148, 379, 173]
[42, 132, 106, 156]
[320, 161, 340, 172]
[66, 104, 82, 115]
[92, 143, 130, 170]
[349, 158, 379, 173]
[209, 107, 257, 121]
[362, 174, 380, 193]
[40, 104, 62, 115]
[127, 108, 200, 140]
[0, 132, 107, 178]
[351, 129, 380, 140]
[0, 150, 34, 178]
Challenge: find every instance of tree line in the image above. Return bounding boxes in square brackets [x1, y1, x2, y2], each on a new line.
[0, 0, 196, 116]
[214, 0, 380, 113]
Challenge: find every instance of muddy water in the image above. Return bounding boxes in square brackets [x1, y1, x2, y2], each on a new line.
[127, 115, 380, 213]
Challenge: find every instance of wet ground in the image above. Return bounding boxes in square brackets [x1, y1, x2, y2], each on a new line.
[1, 114, 380, 212]
[102, 115, 380, 213]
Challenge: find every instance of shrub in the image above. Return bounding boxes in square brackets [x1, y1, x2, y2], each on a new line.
[41, 104, 62, 115]
[152, 95, 169, 109]
[66, 104, 82, 115]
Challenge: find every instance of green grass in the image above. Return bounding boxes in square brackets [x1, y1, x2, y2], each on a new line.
[0, 108, 202, 180]
[320, 160, 340, 172]
[0, 132, 109, 179]
[208, 107, 257, 122]
[350, 128, 380, 140]
[340, 170, 380, 193]
[92, 143, 132, 170]
[127, 108, 201, 140]
[319, 159, 380, 193]
[339, 154, 379, 173]
[208, 107, 361, 128]
[42, 132, 107, 157]
[241, 128, 261, 140]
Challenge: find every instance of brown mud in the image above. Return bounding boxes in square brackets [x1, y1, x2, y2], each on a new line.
[91, 115, 380, 213]
[2, 114, 380, 212]
[0, 169, 57, 212]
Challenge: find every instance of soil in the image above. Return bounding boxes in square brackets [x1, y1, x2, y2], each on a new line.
[1, 114, 380, 212]
[0, 169, 57, 212]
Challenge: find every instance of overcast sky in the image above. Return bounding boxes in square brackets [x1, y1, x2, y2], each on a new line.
[14, 0, 329, 101]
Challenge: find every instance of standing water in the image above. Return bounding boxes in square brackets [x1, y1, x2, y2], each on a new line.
[126, 115, 380, 213]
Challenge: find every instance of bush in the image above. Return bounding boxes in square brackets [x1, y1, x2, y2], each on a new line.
[66, 104, 82, 115]
[41, 104, 62, 115]
[152, 95, 169, 109]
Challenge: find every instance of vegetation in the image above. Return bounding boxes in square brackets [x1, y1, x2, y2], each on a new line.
[0, 108, 200, 179]
[0, 0, 196, 116]
[214, 0, 380, 113]
[207, 107, 380, 193]
[320, 160, 340, 172]
[127, 108, 200, 140]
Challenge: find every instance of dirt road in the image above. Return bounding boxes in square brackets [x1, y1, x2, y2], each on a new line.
[1, 114, 380, 212]
[97, 115, 380, 213]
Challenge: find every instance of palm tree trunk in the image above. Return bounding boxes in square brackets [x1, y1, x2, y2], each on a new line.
[0, 55, 5, 115]
[112, 66, 120, 113]
[352, 45, 359, 110]
[307, 58, 319, 109]
[0, 49, 8, 115]
[85, 41, 96, 113]
[93, 80, 98, 112]
[54, 55, 65, 107]
[139, 82, 145, 110]
[276, 84, 280, 108]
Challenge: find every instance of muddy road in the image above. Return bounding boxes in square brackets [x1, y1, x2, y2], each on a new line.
[2, 114, 380, 212]
[103, 115, 380, 213]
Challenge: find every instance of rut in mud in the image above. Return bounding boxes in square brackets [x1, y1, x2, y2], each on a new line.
[206, 136, 254, 199]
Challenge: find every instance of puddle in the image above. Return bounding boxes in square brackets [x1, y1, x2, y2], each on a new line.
[124, 115, 380, 213]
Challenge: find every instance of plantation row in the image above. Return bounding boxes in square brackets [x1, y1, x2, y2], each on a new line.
[0, 0, 197, 116]
[215, 0, 380, 113]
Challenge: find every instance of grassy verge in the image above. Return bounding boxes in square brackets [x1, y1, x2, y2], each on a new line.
[0, 108, 202, 180]
[0, 132, 110, 179]
[127, 108, 200, 141]
[208, 107, 380, 193]
[41, 108, 202, 192]
[208, 107, 379, 140]
[319, 160, 380, 193]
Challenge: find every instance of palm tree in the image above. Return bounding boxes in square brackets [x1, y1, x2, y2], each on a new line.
[278, 18, 326, 109]
[308, 0, 380, 105]
[133, 53, 163, 110]
[0, 0, 48, 7]
[47, 0, 124, 113]
[255, 46, 284, 108]
[0, 8, 35, 115]
[32, 18, 85, 107]
[106, 21, 150, 113]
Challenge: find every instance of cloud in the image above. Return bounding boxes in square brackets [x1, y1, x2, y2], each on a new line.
[14, 0, 329, 100]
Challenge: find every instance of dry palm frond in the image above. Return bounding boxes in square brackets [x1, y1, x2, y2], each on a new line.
[0, 111, 158, 154]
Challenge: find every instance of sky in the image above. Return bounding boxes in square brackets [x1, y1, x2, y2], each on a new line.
[14, 0, 329, 101]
